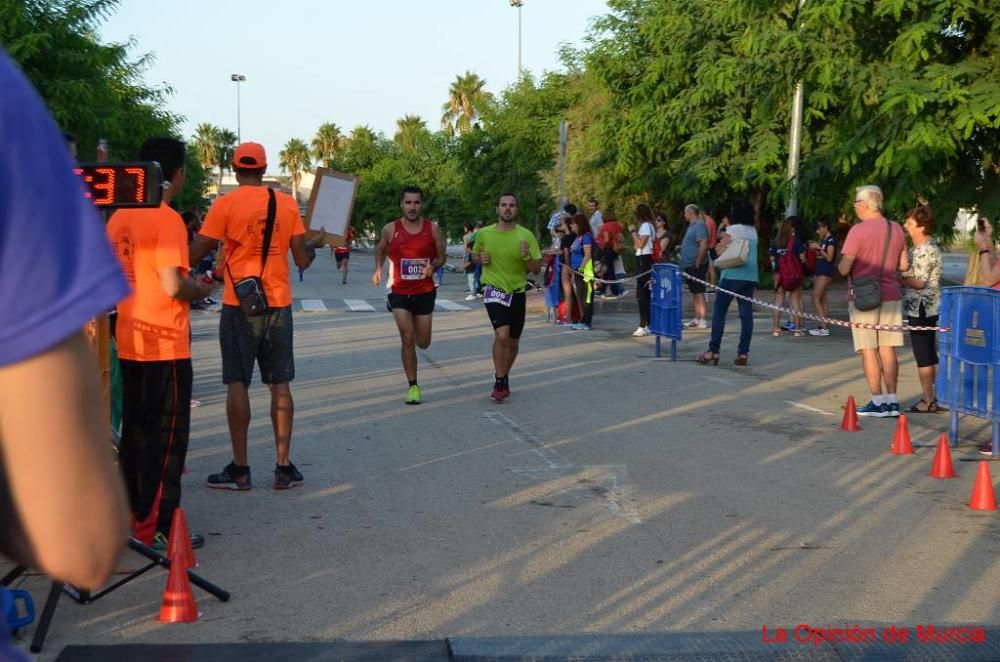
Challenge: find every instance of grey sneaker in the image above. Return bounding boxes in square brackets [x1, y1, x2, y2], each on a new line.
[856, 401, 890, 418]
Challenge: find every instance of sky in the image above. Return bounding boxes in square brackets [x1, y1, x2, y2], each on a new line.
[99, 0, 611, 174]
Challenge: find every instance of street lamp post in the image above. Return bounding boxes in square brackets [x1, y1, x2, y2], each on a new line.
[510, 0, 523, 79]
[230, 74, 246, 143]
[785, 0, 806, 219]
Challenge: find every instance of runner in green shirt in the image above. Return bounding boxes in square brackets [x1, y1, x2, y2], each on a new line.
[472, 193, 542, 401]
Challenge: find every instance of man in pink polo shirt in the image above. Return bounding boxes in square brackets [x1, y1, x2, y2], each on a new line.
[839, 185, 909, 418]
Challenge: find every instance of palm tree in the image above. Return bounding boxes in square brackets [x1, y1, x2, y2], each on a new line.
[279, 138, 311, 202]
[193, 123, 220, 173]
[216, 128, 238, 192]
[311, 122, 346, 168]
[440, 71, 489, 137]
[394, 114, 428, 152]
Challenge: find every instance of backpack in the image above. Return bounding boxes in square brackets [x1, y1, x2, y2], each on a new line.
[777, 238, 804, 291]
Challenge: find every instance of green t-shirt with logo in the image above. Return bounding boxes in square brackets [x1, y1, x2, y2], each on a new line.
[472, 223, 542, 294]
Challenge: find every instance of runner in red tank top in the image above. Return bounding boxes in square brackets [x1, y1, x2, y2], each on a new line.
[372, 186, 446, 404]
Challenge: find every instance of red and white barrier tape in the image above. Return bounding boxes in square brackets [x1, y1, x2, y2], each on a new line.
[560, 261, 948, 333]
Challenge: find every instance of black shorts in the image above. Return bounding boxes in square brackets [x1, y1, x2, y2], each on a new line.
[485, 291, 527, 339]
[334, 251, 350, 265]
[220, 305, 295, 385]
[908, 312, 939, 368]
[684, 264, 709, 293]
[387, 290, 436, 316]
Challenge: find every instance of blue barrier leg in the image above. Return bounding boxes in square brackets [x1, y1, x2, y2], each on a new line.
[671, 339, 677, 362]
[949, 410, 959, 448]
[993, 420, 999, 459]
[655, 336, 661, 358]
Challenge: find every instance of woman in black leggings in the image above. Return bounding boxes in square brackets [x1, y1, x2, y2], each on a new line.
[630, 204, 656, 337]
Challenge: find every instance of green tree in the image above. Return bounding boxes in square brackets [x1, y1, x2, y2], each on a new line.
[311, 122, 347, 167]
[174, 144, 210, 212]
[278, 138, 311, 202]
[441, 71, 490, 137]
[215, 128, 237, 192]
[1, 0, 179, 161]
[192, 123, 220, 174]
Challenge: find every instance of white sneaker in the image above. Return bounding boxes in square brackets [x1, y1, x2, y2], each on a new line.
[695, 319, 708, 329]
[684, 319, 700, 328]
[464, 294, 477, 301]
[632, 326, 650, 337]
[618, 289, 629, 298]
[808, 328, 830, 337]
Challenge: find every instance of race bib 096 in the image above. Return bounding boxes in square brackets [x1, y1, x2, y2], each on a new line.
[400, 258, 430, 280]
[483, 285, 513, 307]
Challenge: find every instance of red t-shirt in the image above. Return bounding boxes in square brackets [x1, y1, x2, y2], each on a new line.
[389, 218, 437, 295]
[841, 217, 907, 302]
[704, 215, 718, 249]
[597, 220, 623, 250]
[334, 227, 353, 255]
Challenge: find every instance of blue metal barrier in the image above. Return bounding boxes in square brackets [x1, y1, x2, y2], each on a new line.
[650, 263, 684, 361]
[544, 256, 561, 321]
[936, 286, 999, 457]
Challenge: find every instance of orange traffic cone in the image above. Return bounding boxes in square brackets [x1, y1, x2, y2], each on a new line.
[157, 554, 198, 623]
[166, 508, 197, 569]
[929, 434, 956, 479]
[891, 415, 913, 454]
[840, 396, 860, 431]
[968, 461, 998, 511]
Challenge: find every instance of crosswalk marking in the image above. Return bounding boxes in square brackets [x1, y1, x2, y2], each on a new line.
[435, 298, 471, 311]
[344, 298, 377, 312]
[301, 299, 328, 312]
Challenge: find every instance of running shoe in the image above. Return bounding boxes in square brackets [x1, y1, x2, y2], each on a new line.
[856, 401, 890, 418]
[978, 443, 995, 456]
[152, 530, 205, 551]
[885, 402, 901, 417]
[206, 462, 252, 490]
[632, 326, 650, 337]
[405, 384, 422, 405]
[808, 328, 830, 337]
[274, 464, 304, 490]
[571, 323, 591, 330]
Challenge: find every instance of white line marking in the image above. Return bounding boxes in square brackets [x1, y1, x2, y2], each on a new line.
[435, 298, 471, 311]
[704, 375, 737, 386]
[785, 401, 835, 416]
[300, 299, 328, 312]
[344, 298, 376, 312]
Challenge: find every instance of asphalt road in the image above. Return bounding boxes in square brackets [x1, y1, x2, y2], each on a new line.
[6, 250, 999, 660]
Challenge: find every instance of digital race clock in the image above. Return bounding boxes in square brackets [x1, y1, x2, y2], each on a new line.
[74, 162, 164, 209]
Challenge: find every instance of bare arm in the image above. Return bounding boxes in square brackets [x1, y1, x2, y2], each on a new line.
[695, 238, 707, 267]
[290, 234, 316, 271]
[897, 247, 909, 273]
[189, 233, 218, 268]
[432, 223, 447, 270]
[975, 221, 1000, 286]
[160, 267, 214, 301]
[838, 254, 855, 277]
[0, 332, 129, 588]
[371, 223, 393, 285]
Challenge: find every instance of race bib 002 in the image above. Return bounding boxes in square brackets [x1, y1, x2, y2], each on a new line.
[483, 285, 513, 307]
[400, 258, 430, 280]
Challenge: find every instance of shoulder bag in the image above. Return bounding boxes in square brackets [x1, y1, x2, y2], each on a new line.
[851, 219, 892, 311]
[227, 188, 276, 317]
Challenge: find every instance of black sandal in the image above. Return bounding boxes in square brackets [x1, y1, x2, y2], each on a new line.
[908, 399, 940, 413]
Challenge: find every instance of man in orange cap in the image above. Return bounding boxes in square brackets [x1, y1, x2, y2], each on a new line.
[190, 142, 317, 490]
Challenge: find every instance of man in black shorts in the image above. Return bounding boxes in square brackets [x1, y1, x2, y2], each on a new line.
[372, 186, 446, 405]
[471, 193, 542, 401]
[190, 142, 317, 489]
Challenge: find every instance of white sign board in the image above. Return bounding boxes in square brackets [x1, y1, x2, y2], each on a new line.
[303, 168, 358, 247]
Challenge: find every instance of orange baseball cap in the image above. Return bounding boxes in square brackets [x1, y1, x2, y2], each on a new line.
[233, 142, 266, 169]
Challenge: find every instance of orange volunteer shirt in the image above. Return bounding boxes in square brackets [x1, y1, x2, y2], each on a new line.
[200, 186, 305, 308]
[106, 203, 191, 361]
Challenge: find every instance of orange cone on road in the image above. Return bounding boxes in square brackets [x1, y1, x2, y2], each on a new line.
[891, 415, 913, 454]
[841, 396, 860, 431]
[157, 553, 198, 623]
[167, 508, 197, 569]
[968, 462, 998, 511]
[929, 434, 956, 479]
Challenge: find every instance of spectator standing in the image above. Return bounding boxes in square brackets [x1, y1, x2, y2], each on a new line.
[697, 198, 759, 365]
[807, 219, 837, 336]
[463, 222, 478, 300]
[680, 204, 710, 329]
[190, 142, 318, 489]
[558, 207, 578, 324]
[703, 207, 719, 285]
[839, 185, 909, 418]
[769, 217, 807, 336]
[568, 213, 594, 330]
[972, 218, 999, 454]
[653, 212, 671, 263]
[597, 210, 624, 298]
[630, 204, 656, 337]
[901, 205, 942, 413]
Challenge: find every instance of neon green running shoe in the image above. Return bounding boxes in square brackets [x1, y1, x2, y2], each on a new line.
[405, 384, 422, 405]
